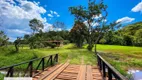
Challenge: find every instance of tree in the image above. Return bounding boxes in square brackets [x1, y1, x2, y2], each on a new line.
[134, 29, 142, 46]
[14, 37, 21, 52]
[70, 21, 87, 48]
[29, 18, 44, 34]
[69, 0, 108, 52]
[0, 31, 9, 47]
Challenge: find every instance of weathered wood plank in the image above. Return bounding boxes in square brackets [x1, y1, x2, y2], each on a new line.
[87, 65, 93, 80]
[38, 64, 63, 80]
[77, 65, 86, 80]
[43, 63, 69, 80]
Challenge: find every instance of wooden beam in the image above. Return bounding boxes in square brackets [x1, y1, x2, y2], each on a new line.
[43, 63, 69, 80]
[87, 65, 93, 80]
[77, 65, 86, 80]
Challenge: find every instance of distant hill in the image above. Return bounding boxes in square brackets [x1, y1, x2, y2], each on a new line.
[120, 21, 142, 36]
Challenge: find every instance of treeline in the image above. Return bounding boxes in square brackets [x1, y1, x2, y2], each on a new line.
[22, 30, 71, 49]
[99, 22, 142, 46]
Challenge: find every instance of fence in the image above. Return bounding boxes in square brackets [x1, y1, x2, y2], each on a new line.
[96, 52, 127, 80]
[0, 54, 58, 77]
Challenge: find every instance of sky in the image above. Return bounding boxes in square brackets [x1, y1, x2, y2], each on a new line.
[0, 0, 142, 41]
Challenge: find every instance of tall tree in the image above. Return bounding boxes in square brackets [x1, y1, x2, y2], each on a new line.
[29, 18, 44, 34]
[69, 0, 119, 52]
[69, 0, 107, 51]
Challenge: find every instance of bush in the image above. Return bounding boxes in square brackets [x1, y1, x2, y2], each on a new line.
[45, 42, 56, 48]
[99, 38, 106, 44]
[87, 44, 93, 51]
[64, 40, 70, 44]
[49, 43, 56, 48]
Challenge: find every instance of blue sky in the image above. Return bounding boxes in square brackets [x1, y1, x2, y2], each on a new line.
[0, 0, 142, 41]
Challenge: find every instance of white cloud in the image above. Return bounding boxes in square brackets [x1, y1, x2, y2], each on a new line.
[92, 22, 99, 27]
[83, 20, 100, 27]
[0, 0, 51, 41]
[57, 14, 60, 17]
[50, 10, 53, 14]
[53, 11, 58, 15]
[49, 10, 60, 17]
[116, 17, 135, 23]
[47, 14, 53, 17]
[92, 14, 102, 19]
[8, 29, 30, 34]
[83, 21, 89, 27]
[43, 23, 53, 32]
[131, 2, 142, 12]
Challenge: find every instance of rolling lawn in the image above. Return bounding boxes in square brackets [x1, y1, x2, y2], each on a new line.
[96, 44, 142, 76]
[0, 44, 96, 68]
[0, 44, 142, 77]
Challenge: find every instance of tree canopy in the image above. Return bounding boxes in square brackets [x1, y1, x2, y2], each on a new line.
[29, 18, 44, 34]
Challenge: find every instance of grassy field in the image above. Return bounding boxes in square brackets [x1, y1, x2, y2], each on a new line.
[0, 44, 142, 78]
[0, 44, 96, 68]
[96, 44, 142, 76]
[0, 44, 96, 80]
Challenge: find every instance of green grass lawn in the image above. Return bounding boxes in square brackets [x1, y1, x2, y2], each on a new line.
[0, 44, 96, 80]
[0, 44, 142, 78]
[96, 44, 142, 76]
[0, 44, 96, 68]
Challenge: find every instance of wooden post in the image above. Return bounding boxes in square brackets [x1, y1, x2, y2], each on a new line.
[29, 61, 33, 77]
[56, 54, 58, 63]
[50, 55, 53, 66]
[102, 62, 106, 78]
[10, 67, 14, 77]
[42, 58, 45, 71]
[108, 68, 112, 80]
[99, 58, 102, 70]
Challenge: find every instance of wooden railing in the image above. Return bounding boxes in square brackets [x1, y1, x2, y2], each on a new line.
[0, 54, 58, 77]
[96, 52, 127, 80]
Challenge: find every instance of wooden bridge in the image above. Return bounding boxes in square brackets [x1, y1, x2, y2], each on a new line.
[33, 63, 102, 80]
[0, 53, 127, 80]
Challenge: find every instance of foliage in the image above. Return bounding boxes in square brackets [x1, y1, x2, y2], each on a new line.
[0, 31, 8, 47]
[0, 44, 96, 69]
[29, 18, 44, 34]
[14, 37, 22, 52]
[70, 21, 87, 48]
[100, 21, 142, 46]
[63, 40, 70, 44]
[69, 0, 119, 52]
[23, 30, 70, 49]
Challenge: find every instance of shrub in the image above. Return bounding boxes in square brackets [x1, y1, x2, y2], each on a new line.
[99, 38, 106, 44]
[87, 44, 93, 51]
[64, 40, 70, 44]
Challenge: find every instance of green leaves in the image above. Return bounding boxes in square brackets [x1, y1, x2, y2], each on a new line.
[29, 18, 44, 33]
[69, 0, 108, 51]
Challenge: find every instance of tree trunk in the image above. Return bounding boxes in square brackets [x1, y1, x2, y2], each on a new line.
[94, 43, 97, 53]
[15, 44, 19, 52]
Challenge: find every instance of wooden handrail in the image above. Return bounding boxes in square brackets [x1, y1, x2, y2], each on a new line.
[0, 54, 58, 77]
[0, 54, 57, 70]
[96, 52, 127, 80]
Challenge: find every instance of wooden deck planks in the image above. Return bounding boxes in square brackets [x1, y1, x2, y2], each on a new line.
[33, 64, 63, 80]
[32, 64, 102, 80]
[43, 63, 69, 80]
[55, 64, 80, 80]
[77, 65, 86, 80]
[86, 65, 93, 80]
